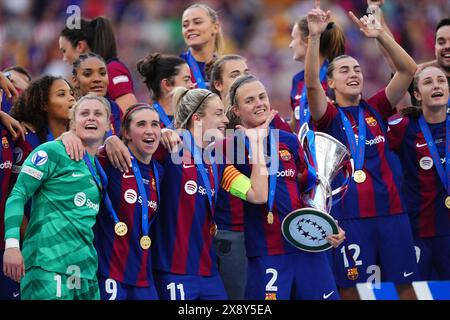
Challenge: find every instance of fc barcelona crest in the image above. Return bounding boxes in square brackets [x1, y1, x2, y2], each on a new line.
[365, 116, 377, 127]
[151, 177, 156, 191]
[265, 292, 277, 300]
[2, 137, 9, 149]
[279, 150, 291, 161]
[347, 267, 359, 280]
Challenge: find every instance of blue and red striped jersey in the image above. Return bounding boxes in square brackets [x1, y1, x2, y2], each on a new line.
[388, 116, 450, 238]
[0, 127, 13, 250]
[95, 150, 163, 287]
[290, 70, 329, 112]
[314, 89, 405, 220]
[1, 91, 12, 114]
[290, 62, 330, 132]
[11, 132, 41, 183]
[272, 113, 292, 134]
[152, 146, 222, 276]
[215, 175, 245, 232]
[152, 114, 174, 162]
[228, 130, 308, 258]
[108, 99, 123, 137]
[215, 118, 293, 232]
[152, 141, 244, 276]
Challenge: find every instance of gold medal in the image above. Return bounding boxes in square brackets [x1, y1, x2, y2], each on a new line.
[445, 196, 450, 209]
[210, 223, 218, 236]
[140, 235, 151, 250]
[267, 212, 274, 225]
[114, 221, 128, 236]
[353, 170, 366, 184]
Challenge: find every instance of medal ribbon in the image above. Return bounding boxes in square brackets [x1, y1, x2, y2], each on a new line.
[186, 50, 207, 89]
[153, 102, 174, 129]
[46, 128, 54, 142]
[338, 106, 366, 173]
[185, 131, 218, 219]
[418, 115, 450, 194]
[128, 148, 160, 239]
[83, 154, 121, 225]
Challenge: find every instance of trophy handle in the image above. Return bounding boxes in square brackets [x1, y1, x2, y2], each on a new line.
[298, 122, 310, 147]
[329, 159, 354, 205]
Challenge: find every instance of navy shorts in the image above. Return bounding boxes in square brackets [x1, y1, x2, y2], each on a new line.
[332, 214, 419, 287]
[98, 276, 158, 300]
[246, 251, 339, 300]
[414, 235, 450, 281]
[154, 271, 227, 300]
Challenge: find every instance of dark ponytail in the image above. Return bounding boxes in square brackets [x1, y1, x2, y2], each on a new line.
[88, 17, 117, 62]
[60, 16, 117, 62]
[296, 17, 345, 62]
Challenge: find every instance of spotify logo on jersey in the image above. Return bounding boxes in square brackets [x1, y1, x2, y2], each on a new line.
[184, 180, 198, 195]
[124, 189, 138, 204]
[419, 156, 433, 170]
[74, 192, 87, 207]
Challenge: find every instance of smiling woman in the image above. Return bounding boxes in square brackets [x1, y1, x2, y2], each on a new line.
[3, 93, 111, 300]
[304, 2, 419, 299]
[222, 74, 344, 300]
[9, 76, 76, 181]
[180, 3, 224, 89]
[72, 53, 123, 136]
[151, 87, 271, 300]
[59, 16, 138, 112]
[388, 66, 450, 282]
[94, 103, 164, 300]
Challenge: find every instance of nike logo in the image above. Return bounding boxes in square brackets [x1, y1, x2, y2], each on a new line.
[123, 173, 135, 179]
[13, 292, 19, 298]
[183, 164, 195, 169]
[72, 172, 84, 177]
[403, 271, 414, 277]
[323, 291, 334, 299]
[416, 143, 427, 148]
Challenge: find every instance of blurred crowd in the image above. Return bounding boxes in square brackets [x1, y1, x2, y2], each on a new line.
[0, 0, 449, 118]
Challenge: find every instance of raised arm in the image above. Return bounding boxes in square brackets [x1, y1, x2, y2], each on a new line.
[349, 10, 417, 108]
[304, 1, 331, 121]
[367, 0, 396, 72]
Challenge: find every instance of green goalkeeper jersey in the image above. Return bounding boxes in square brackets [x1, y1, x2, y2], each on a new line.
[4, 141, 101, 280]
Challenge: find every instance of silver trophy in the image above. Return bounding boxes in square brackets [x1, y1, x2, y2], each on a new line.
[282, 123, 353, 252]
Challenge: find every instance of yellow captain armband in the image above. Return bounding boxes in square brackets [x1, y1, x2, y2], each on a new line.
[221, 166, 251, 201]
[229, 175, 251, 201]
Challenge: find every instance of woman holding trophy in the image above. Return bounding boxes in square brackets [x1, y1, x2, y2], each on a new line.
[224, 74, 345, 300]
[304, 1, 418, 299]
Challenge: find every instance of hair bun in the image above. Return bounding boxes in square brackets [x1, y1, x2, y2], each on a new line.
[137, 53, 161, 78]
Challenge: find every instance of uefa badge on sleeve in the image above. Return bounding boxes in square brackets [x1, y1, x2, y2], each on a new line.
[31, 150, 48, 166]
